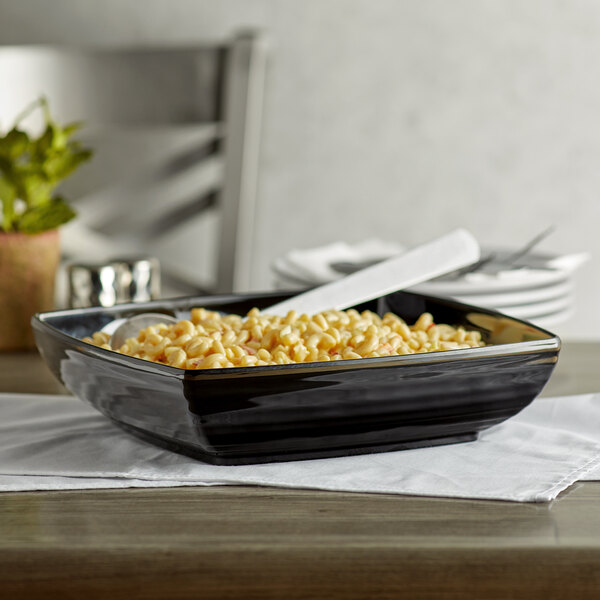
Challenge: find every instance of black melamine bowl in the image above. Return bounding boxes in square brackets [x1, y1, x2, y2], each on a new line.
[32, 290, 560, 465]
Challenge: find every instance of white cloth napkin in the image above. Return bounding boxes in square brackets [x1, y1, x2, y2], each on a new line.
[1, 392, 599, 502]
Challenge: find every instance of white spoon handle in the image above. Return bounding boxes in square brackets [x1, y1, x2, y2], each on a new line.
[265, 228, 480, 316]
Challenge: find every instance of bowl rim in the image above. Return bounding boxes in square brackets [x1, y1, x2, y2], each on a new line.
[32, 290, 561, 380]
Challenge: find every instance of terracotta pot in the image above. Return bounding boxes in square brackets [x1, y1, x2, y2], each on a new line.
[0, 229, 60, 350]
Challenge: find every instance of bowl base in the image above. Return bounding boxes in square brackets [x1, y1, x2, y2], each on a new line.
[114, 420, 478, 465]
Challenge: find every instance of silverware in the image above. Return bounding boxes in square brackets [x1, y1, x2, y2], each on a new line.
[501, 226, 555, 266]
[329, 226, 555, 279]
[445, 225, 555, 279]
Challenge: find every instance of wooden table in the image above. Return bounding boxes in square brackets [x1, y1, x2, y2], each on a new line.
[2, 343, 600, 599]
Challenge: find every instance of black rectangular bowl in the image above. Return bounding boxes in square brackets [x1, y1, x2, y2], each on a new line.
[32, 290, 561, 465]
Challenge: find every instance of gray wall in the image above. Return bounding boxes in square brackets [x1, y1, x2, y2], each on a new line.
[1, 0, 598, 339]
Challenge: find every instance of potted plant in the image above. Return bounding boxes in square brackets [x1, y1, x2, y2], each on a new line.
[0, 97, 92, 350]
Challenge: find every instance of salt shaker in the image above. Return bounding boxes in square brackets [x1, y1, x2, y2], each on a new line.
[66, 257, 161, 308]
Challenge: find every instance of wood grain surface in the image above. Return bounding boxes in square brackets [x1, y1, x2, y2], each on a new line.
[1, 343, 600, 598]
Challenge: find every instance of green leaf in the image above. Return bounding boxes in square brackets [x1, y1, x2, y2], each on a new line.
[0, 128, 30, 160]
[43, 147, 92, 181]
[0, 175, 17, 232]
[34, 121, 74, 157]
[63, 121, 84, 139]
[0, 175, 16, 203]
[34, 124, 55, 156]
[16, 196, 76, 233]
[24, 176, 53, 206]
[0, 155, 14, 178]
[50, 123, 67, 150]
[11, 166, 52, 206]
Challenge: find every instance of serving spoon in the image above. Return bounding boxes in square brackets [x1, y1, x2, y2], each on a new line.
[107, 312, 179, 350]
[106, 228, 480, 349]
[265, 228, 479, 315]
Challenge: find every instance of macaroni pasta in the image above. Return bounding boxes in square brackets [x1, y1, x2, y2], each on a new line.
[84, 307, 486, 370]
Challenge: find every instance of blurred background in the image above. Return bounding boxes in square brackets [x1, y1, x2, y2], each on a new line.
[0, 0, 598, 340]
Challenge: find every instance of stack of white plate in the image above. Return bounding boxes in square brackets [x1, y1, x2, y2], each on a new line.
[271, 240, 589, 328]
